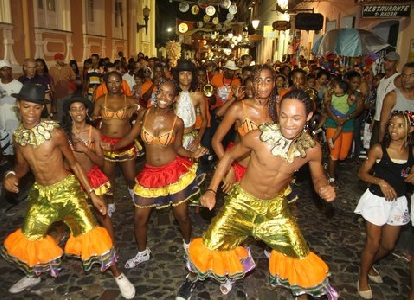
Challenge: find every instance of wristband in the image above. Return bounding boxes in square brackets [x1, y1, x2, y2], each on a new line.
[88, 188, 95, 194]
[206, 188, 217, 195]
[5, 170, 16, 178]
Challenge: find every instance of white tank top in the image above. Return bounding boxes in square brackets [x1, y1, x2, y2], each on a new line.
[175, 91, 196, 128]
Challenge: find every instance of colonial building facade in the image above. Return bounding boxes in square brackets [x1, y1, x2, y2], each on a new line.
[0, 0, 155, 72]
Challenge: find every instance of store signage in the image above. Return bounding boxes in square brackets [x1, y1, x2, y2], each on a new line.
[295, 13, 323, 30]
[356, 0, 410, 3]
[362, 4, 411, 17]
[272, 21, 291, 31]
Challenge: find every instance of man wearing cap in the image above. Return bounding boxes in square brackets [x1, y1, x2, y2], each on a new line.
[49, 53, 76, 123]
[210, 60, 241, 147]
[1, 82, 135, 298]
[0, 60, 22, 160]
[173, 59, 207, 151]
[18, 58, 52, 117]
[370, 51, 400, 146]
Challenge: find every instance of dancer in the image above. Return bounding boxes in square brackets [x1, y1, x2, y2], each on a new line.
[177, 89, 337, 300]
[1, 83, 135, 298]
[102, 79, 207, 269]
[91, 71, 139, 216]
[355, 111, 413, 299]
[62, 94, 115, 243]
[211, 64, 275, 193]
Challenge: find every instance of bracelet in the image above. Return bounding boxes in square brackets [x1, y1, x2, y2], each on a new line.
[5, 170, 16, 178]
[88, 188, 95, 194]
[206, 188, 217, 195]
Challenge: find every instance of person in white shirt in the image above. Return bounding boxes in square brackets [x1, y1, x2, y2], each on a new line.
[0, 60, 23, 157]
[370, 51, 400, 146]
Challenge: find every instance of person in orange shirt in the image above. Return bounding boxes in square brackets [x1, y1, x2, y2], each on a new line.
[93, 63, 133, 102]
[210, 60, 242, 111]
[210, 60, 242, 150]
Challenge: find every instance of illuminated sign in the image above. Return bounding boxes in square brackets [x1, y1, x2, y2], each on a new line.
[362, 4, 411, 17]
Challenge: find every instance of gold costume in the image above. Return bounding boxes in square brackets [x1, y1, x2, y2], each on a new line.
[14, 119, 59, 147]
[188, 185, 331, 297]
[1, 175, 115, 277]
[259, 123, 315, 163]
[182, 130, 198, 150]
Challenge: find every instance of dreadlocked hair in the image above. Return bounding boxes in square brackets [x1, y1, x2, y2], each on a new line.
[383, 110, 414, 148]
[61, 105, 94, 146]
[249, 64, 278, 123]
[280, 89, 314, 115]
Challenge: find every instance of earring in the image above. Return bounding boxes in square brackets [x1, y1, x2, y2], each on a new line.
[304, 123, 308, 132]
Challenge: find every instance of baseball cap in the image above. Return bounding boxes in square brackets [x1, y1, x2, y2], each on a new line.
[0, 60, 12, 69]
[384, 52, 400, 61]
[54, 53, 64, 60]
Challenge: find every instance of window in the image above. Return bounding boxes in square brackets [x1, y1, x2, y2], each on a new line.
[115, 0, 122, 28]
[34, 0, 69, 30]
[86, 0, 105, 36]
[87, 0, 94, 23]
[0, 0, 12, 23]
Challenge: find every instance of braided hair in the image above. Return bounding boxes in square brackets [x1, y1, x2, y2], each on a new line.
[280, 89, 314, 116]
[249, 64, 279, 123]
[383, 110, 414, 148]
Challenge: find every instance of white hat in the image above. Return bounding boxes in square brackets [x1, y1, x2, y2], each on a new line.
[224, 60, 239, 70]
[0, 60, 12, 69]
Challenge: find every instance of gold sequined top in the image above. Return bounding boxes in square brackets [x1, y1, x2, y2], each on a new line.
[259, 123, 315, 163]
[14, 119, 59, 147]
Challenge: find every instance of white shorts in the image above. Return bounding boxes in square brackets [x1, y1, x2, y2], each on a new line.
[354, 188, 410, 227]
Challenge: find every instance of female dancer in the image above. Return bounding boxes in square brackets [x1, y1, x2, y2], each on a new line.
[102, 79, 207, 268]
[62, 95, 115, 243]
[91, 71, 139, 216]
[355, 111, 413, 299]
[211, 64, 276, 193]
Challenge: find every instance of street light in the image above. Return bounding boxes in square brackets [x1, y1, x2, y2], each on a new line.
[137, 6, 150, 34]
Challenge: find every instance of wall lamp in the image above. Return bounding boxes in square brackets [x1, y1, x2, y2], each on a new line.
[137, 6, 150, 34]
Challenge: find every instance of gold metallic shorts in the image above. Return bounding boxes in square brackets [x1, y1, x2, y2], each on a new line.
[203, 184, 308, 258]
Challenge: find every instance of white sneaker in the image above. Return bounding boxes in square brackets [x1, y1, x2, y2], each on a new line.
[128, 188, 135, 201]
[108, 203, 116, 217]
[263, 249, 271, 258]
[9, 277, 41, 293]
[183, 240, 190, 254]
[124, 248, 151, 269]
[115, 273, 135, 299]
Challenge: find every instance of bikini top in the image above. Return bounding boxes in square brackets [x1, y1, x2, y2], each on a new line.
[101, 94, 129, 119]
[236, 101, 259, 137]
[69, 125, 95, 151]
[175, 91, 196, 128]
[140, 109, 177, 146]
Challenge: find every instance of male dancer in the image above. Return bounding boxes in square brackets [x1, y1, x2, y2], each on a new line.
[2, 83, 135, 299]
[177, 90, 338, 300]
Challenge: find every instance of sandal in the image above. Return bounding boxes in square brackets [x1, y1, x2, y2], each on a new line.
[219, 279, 233, 295]
[368, 266, 383, 283]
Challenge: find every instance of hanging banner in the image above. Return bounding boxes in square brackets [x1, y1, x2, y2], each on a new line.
[361, 4, 411, 18]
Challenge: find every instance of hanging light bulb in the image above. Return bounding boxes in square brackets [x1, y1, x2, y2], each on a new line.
[252, 19, 260, 29]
